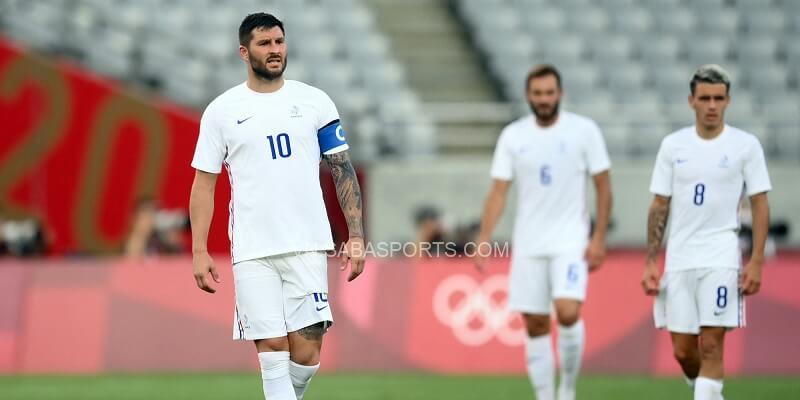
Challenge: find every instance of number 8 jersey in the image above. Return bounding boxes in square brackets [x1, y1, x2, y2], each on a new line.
[649, 125, 771, 272]
[191, 80, 349, 263]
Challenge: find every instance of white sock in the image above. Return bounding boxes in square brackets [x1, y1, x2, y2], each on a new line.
[557, 320, 584, 400]
[526, 334, 555, 400]
[258, 351, 297, 400]
[694, 377, 723, 400]
[684, 375, 696, 389]
[289, 361, 319, 400]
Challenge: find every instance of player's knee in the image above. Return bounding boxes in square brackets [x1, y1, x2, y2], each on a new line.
[290, 348, 320, 366]
[289, 322, 327, 365]
[556, 311, 580, 327]
[255, 337, 290, 352]
[699, 337, 723, 360]
[553, 300, 581, 327]
[673, 347, 698, 364]
[524, 315, 550, 336]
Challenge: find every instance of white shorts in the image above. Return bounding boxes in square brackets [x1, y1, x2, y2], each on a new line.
[654, 268, 744, 334]
[232, 251, 333, 340]
[508, 251, 588, 314]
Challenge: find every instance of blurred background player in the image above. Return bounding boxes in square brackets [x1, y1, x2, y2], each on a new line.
[188, 13, 365, 400]
[474, 64, 612, 400]
[642, 64, 771, 400]
[124, 197, 189, 259]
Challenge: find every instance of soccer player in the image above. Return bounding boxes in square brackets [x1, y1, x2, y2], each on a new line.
[642, 65, 771, 400]
[475, 64, 613, 400]
[188, 13, 364, 400]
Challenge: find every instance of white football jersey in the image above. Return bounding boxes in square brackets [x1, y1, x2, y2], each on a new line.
[491, 111, 611, 256]
[650, 125, 771, 272]
[191, 80, 349, 263]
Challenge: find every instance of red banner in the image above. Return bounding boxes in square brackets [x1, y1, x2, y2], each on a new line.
[2, 252, 799, 375]
[0, 38, 360, 256]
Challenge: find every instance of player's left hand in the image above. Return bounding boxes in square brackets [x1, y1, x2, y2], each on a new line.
[740, 259, 763, 295]
[585, 238, 606, 272]
[341, 236, 365, 282]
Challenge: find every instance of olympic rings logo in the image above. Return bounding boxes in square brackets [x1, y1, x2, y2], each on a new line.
[433, 274, 524, 347]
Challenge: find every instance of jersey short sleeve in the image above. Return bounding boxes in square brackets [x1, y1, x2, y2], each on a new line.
[584, 120, 611, 175]
[743, 136, 772, 196]
[314, 90, 349, 155]
[191, 102, 226, 174]
[649, 137, 673, 196]
[490, 128, 514, 181]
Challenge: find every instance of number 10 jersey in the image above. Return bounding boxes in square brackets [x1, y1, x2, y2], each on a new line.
[191, 80, 349, 263]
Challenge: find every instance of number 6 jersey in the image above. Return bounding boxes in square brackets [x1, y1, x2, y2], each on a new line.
[649, 125, 771, 272]
[490, 111, 611, 257]
[191, 80, 348, 263]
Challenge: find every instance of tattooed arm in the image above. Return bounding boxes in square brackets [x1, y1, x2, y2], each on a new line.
[323, 150, 364, 281]
[642, 195, 670, 295]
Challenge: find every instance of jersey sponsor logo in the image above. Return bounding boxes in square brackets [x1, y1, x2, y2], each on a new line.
[433, 274, 524, 347]
[237, 115, 254, 124]
[289, 105, 302, 118]
[676, 158, 688, 164]
[719, 155, 729, 168]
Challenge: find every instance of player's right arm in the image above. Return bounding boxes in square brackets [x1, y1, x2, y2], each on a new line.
[190, 170, 221, 293]
[643, 194, 670, 295]
[474, 127, 515, 271]
[474, 179, 511, 271]
[643, 136, 674, 295]
[189, 101, 225, 294]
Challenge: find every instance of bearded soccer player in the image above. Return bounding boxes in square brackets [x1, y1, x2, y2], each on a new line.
[475, 64, 613, 400]
[189, 13, 364, 400]
[642, 64, 771, 400]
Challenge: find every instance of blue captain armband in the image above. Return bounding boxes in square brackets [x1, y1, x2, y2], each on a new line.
[318, 119, 349, 155]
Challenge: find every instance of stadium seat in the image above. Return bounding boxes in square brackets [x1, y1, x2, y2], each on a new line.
[654, 7, 697, 37]
[744, 65, 790, 93]
[651, 64, 693, 101]
[537, 34, 586, 64]
[639, 36, 684, 67]
[694, 9, 740, 36]
[559, 65, 601, 97]
[601, 124, 631, 158]
[768, 124, 800, 158]
[589, 34, 636, 64]
[520, 8, 567, 35]
[742, 10, 786, 35]
[685, 36, 732, 67]
[737, 36, 780, 63]
[604, 63, 647, 94]
[610, 7, 654, 34]
[565, 7, 609, 34]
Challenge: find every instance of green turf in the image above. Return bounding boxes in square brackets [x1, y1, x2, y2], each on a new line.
[0, 373, 797, 400]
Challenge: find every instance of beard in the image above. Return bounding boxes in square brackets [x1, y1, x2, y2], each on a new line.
[249, 53, 287, 81]
[529, 100, 560, 120]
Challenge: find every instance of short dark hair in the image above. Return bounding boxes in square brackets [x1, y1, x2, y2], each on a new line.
[690, 64, 731, 95]
[239, 13, 284, 46]
[526, 64, 562, 89]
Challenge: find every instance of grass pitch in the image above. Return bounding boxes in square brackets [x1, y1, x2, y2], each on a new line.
[0, 373, 797, 399]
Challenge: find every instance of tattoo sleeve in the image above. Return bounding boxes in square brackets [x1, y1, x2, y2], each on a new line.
[297, 322, 327, 341]
[646, 197, 670, 263]
[323, 150, 363, 238]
